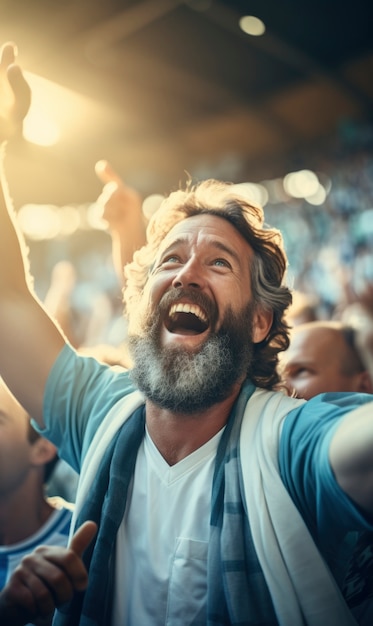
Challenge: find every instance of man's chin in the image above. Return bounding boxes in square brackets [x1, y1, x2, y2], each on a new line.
[129, 301, 255, 412]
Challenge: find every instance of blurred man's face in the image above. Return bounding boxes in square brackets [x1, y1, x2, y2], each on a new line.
[280, 325, 366, 399]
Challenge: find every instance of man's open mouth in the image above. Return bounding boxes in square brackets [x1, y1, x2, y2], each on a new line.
[165, 303, 209, 335]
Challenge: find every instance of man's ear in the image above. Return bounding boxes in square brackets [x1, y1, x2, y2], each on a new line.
[252, 308, 273, 344]
[30, 437, 58, 469]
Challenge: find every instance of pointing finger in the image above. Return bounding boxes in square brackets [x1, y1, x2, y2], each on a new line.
[0, 42, 17, 68]
[7, 65, 31, 120]
[95, 160, 123, 186]
[69, 521, 97, 558]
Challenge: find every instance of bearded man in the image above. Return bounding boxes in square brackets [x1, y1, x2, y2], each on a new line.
[0, 42, 372, 626]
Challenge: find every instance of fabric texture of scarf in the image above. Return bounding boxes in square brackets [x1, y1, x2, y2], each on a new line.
[206, 380, 278, 625]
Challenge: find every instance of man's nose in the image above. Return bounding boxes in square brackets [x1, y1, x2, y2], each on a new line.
[172, 257, 204, 289]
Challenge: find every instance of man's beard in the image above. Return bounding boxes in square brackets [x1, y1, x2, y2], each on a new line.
[129, 292, 255, 414]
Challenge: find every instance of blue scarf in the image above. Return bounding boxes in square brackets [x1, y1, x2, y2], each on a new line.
[53, 381, 278, 625]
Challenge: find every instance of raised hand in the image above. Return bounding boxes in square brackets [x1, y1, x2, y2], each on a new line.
[95, 159, 147, 281]
[0, 520, 97, 626]
[95, 159, 143, 229]
[0, 42, 31, 142]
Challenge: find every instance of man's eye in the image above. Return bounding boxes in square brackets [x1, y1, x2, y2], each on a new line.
[293, 367, 311, 378]
[162, 255, 181, 264]
[213, 258, 230, 268]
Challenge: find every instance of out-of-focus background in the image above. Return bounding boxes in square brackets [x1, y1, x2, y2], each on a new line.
[1, 0, 373, 345]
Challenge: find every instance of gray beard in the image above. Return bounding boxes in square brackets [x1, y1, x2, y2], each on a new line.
[129, 302, 255, 414]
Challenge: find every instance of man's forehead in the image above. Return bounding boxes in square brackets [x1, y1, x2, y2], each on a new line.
[288, 327, 344, 361]
[292, 326, 338, 347]
[160, 213, 244, 248]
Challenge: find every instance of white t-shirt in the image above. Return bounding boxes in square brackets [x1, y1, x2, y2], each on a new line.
[112, 427, 224, 625]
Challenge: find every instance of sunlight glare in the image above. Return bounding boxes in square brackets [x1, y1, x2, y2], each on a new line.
[22, 71, 100, 147]
[239, 16, 266, 37]
[18, 204, 61, 240]
[283, 170, 320, 199]
[231, 182, 269, 207]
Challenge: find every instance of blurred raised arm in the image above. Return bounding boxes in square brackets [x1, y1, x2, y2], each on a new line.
[95, 159, 147, 284]
[330, 284, 373, 516]
[0, 42, 66, 426]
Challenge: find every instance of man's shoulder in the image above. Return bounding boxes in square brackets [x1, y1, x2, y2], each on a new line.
[245, 387, 305, 419]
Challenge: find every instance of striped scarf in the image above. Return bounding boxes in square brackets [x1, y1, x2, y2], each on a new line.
[53, 380, 279, 625]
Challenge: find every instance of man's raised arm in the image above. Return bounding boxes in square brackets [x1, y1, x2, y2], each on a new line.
[330, 291, 373, 517]
[0, 42, 67, 425]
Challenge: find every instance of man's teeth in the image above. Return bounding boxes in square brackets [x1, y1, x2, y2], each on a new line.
[169, 303, 207, 323]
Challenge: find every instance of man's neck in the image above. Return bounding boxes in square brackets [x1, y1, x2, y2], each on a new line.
[0, 485, 54, 545]
[145, 381, 242, 466]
